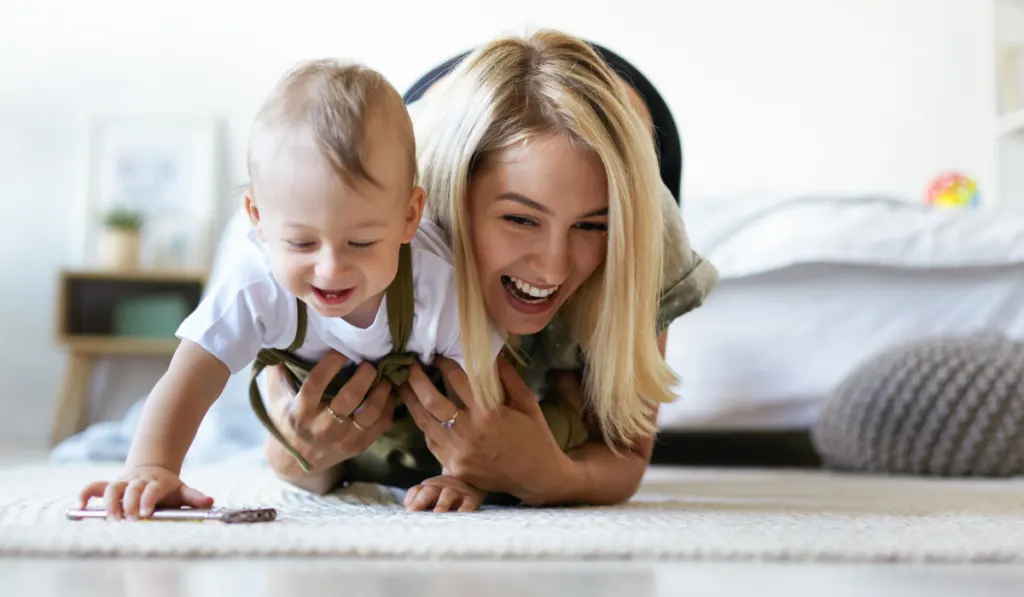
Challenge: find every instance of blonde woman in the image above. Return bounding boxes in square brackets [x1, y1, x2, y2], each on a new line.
[259, 30, 718, 509]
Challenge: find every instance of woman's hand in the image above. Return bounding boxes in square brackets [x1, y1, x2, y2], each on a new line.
[400, 356, 576, 505]
[262, 351, 398, 491]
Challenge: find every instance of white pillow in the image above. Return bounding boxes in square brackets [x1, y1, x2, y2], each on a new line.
[684, 195, 1024, 279]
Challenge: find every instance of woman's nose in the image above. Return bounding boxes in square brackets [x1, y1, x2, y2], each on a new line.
[528, 233, 570, 285]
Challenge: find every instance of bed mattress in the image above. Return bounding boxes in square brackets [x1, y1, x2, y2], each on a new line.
[659, 261, 1024, 431]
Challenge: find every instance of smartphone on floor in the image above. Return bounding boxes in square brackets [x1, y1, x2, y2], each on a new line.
[64, 507, 277, 523]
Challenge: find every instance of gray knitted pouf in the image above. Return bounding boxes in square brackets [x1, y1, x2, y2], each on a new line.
[811, 333, 1024, 477]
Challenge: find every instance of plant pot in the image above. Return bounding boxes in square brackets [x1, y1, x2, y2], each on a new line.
[98, 227, 141, 270]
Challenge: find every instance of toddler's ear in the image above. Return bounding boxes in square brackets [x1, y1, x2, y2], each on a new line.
[403, 186, 426, 242]
[243, 189, 264, 240]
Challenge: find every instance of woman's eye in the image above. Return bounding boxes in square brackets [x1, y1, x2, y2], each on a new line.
[574, 221, 608, 233]
[348, 241, 378, 249]
[502, 215, 537, 227]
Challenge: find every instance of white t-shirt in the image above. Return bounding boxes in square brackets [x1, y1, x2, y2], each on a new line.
[176, 214, 504, 374]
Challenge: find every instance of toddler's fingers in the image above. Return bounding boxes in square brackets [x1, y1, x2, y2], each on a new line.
[78, 481, 108, 509]
[420, 476, 453, 489]
[410, 485, 441, 512]
[458, 491, 484, 513]
[403, 485, 423, 510]
[179, 485, 215, 509]
[121, 480, 147, 519]
[138, 481, 173, 518]
[433, 488, 460, 513]
[103, 481, 127, 519]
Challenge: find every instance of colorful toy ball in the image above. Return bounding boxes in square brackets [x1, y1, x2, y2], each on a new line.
[925, 172, 979, 208]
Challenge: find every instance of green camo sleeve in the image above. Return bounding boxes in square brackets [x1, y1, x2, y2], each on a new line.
[655, 182, 719, 334]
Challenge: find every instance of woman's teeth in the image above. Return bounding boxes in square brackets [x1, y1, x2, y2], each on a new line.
[504, 276, 559, 300]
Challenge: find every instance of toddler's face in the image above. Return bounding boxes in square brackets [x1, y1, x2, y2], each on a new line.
[247, 131, 423, 326]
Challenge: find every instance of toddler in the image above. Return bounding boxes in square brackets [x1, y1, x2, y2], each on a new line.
[77, 59, 506, 518]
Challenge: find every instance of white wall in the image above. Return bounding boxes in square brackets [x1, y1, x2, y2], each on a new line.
[0, 0, 991, 447]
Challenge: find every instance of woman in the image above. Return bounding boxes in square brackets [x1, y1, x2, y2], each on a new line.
[259, 30, 718, 509]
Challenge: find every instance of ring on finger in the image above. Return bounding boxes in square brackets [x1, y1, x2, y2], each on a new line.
[325, 404, 347, 424]
[350, 417, 367, 431]
[441, 410, 458, 430]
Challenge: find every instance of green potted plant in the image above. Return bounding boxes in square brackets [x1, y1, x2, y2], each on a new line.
[98, 207, 144, 270]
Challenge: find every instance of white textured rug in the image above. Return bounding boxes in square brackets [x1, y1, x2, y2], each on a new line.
[2, 463, 1024, 561]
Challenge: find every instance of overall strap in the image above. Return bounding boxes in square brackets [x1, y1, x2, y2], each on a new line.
[386, 243, 414, 352]
[248, 296, 314, 470]
[288, 297, 307, 351]
[374, 242, 417, 386]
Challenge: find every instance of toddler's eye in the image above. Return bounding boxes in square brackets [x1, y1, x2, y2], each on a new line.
[349, 241, 378, 249]
[287, 240, 315, 249]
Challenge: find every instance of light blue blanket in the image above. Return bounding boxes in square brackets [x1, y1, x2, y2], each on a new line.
[49, 209, 269, 465]
[49, 364, 269, 466]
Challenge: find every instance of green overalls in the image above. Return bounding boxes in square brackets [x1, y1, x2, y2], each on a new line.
[248, 243, 589, 490]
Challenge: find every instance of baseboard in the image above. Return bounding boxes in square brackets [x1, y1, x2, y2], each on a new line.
[1, 431, 823, 469]
[0, 445, 49, 465]
[650, 429, 822, 468]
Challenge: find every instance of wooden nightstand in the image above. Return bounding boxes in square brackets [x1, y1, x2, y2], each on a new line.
[52, 269, 207, 446]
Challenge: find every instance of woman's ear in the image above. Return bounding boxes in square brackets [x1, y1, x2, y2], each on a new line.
[403, 186, 427, 242]
[243, 189, 264, 240]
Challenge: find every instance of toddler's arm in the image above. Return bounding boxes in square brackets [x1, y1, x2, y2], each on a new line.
[126, 339, 231, 472]
[78, 340, 230, 519]
[404, 473, 487, 513]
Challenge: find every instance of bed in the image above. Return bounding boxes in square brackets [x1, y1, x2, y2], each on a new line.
[651, 194, 1024, 464]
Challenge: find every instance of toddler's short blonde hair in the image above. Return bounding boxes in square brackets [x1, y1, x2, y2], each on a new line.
[247, 59, 416, 192]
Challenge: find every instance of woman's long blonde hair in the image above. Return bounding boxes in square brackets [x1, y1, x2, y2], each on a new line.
[416, 30, 677, 447]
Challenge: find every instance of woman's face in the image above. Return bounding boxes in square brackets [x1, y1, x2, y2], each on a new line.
[468, 132, 610, 336]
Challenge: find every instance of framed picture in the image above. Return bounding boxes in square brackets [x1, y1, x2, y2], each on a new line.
[73, 115, 224, 270]
[998, 44, 1024, 114]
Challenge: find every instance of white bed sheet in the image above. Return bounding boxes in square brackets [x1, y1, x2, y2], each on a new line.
[658, 262, 1024, 431]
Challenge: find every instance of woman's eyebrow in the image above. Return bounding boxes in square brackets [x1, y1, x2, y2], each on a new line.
[497, 193, 608, 219]
[497, 192, 552, 215]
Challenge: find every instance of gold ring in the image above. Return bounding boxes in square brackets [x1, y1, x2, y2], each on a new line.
[325, 404, 346, 424]
[350, 418, 366, 431]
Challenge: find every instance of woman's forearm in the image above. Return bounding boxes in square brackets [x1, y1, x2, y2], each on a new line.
[519, 369, 658, 507]
[264, 438, 345, 495]
[521, 436, 653, 506]
[545, 332, 667, 505]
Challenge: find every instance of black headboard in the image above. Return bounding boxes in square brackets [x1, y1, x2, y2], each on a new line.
[402, 42, 683, 206]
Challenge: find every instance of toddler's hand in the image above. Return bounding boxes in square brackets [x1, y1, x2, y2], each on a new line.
[78, 466, 214, 520]
[404, 474, 486, 513]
